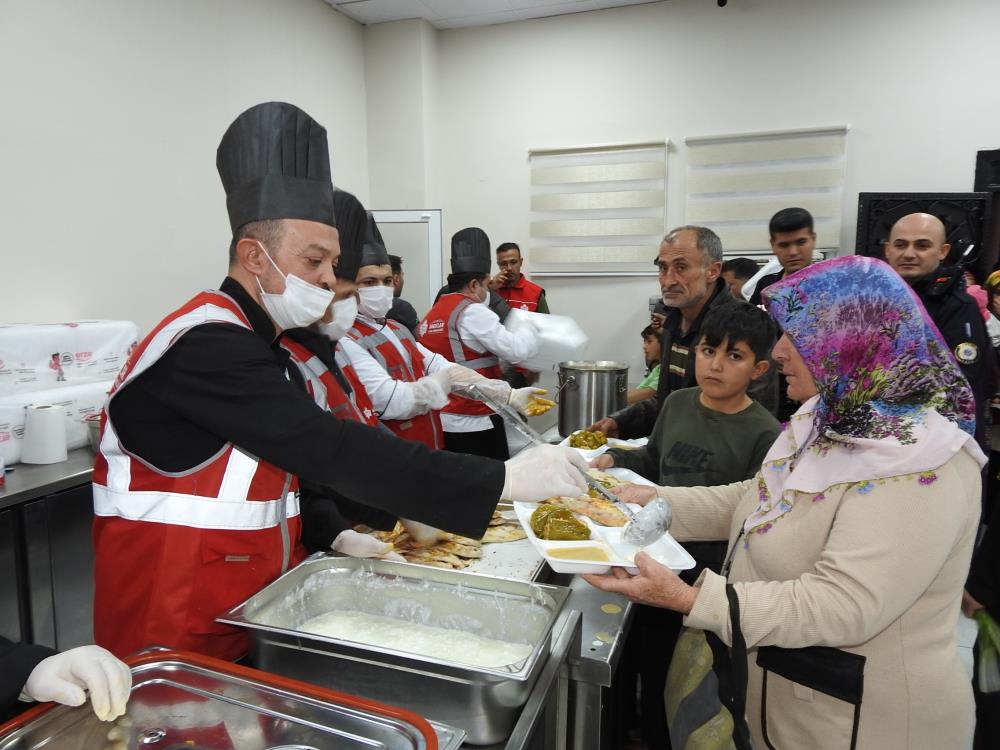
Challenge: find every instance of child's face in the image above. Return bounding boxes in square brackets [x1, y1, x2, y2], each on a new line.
[642, 334, 661, 365]
[694, 335, 769, 402]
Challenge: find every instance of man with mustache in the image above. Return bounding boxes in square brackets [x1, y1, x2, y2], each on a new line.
[590, 226, 775, 438]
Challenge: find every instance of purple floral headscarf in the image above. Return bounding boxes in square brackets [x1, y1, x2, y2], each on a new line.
[742, 256, 982, 537]
[762, 255, 975, 440]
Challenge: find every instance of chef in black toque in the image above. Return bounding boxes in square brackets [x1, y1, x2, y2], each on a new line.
[418, 228, 545, 459]
[91, 102, 588, 662]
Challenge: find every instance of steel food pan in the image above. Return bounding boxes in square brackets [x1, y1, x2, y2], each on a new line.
[0, 649, 463, 750]
[218, 555, 571, 745]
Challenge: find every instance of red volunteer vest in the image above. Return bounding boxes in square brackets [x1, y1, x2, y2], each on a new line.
[92, 290, 305, 662]
[418, 294, 503, 417]
[496, 275, 545, 312]
[279, 336, 379, 427]
[346, 319, 444, 448]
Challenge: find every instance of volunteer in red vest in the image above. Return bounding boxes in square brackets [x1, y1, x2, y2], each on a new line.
[492, 241, 547, 387]
[280, 286, 404, 562]
[419, 228, 541, 459]
[91, 101, 589, 662]
[336, 192, 543, 455]
[491, 242, 549, 313]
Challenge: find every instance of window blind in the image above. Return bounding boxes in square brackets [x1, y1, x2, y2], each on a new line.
[684, 126, 848, 260]
[528, 141, 668, 271]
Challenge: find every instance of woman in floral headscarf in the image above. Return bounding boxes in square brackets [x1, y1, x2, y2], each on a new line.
[585, 255, 986, 750]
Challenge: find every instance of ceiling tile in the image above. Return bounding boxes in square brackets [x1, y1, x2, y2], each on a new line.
[508, 0, 591, 9]
[435, 9, 523, 28]
[422, 0, 512, 17]
[325, 0, 664, 28]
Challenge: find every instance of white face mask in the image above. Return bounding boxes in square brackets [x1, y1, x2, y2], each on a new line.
[358, 285, 395, 319]
[476, 283, 489, 305]
[255, 244, 334, 330]
[319, 296, 358, 341]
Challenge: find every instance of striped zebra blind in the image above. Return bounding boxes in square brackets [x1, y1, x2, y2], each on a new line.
[684, 126, 848, 259]
[528, 141, 668, 271]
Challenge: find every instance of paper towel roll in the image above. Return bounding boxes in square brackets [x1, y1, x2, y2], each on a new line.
[21, 404, 68, 464]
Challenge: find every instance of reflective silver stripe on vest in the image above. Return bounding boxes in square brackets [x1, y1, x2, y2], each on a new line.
[351, 326, 418, 380]
[446, 298, 499, 370]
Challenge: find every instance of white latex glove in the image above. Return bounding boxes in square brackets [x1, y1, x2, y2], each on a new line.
[400, 518, 450, 548]
[409, 371, 451, 411]
[429, 367, 455, 395]
[445, 366, 513, 404]
[444, 365, 486, 388]
[332, 529, 405, 562]
[508, 387, 547, 416]
[23, 645, 131, 721]
[501, 445, 589, 502]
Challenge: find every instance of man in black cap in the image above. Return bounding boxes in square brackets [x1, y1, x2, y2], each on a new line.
[91, 102, 588, 662]
[418, 228, 543, 459]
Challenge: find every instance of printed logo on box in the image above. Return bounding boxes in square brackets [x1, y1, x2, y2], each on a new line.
[76, 351, 93, 362]
[13, 426, 25, 439]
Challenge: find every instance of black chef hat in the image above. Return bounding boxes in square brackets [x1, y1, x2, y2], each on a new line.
[451, 227, 491, 274]
[217, 102, 335, 233]
[332, 188, 369, 282]
[360, 212, 390, 268]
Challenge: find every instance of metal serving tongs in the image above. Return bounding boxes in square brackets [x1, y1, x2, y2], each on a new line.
[454, 383, 668, 547]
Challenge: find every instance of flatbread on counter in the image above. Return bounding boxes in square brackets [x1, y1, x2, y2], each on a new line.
[481, 524, 528, 544]
[366, 522, 406, 544]
[354, 506, 526, 571]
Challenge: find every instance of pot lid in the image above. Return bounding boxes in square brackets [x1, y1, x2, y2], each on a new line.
[559, 360, 628, 372]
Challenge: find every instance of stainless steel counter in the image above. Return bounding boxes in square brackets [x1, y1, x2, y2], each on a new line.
[0, 448, 97, 648]
[0, 448, 94, 511]
[1, 443, 638, 749]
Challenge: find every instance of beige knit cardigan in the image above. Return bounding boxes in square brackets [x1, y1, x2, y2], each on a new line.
[667, 448, 980, 750]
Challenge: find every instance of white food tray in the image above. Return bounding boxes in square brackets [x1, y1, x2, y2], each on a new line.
[512, 500, 694, 576]
[557, 434, 648, 461]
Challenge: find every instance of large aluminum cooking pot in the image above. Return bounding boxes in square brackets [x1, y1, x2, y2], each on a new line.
[556, 360, 628, 437]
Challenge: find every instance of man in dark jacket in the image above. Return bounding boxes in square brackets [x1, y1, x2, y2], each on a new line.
[884, 212, 989, 446]
[589, 226, 776, 439]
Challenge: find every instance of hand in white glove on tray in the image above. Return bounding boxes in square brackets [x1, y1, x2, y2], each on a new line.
[409, 369, 452, 411]
[501, 444, 589, 502]
[23, 645, 131, 721]
[400, 519, 450, 548]
[332, 529, 405, 562]
[445, 366, 511, 403]
[507, 387, 552, 417]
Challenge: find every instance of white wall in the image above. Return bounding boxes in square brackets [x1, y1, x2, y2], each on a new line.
[409, 0, 999, 377]
[1, 0, 367, 333]
[6, 0, 999, 373]
[364, 19, 438, 208]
